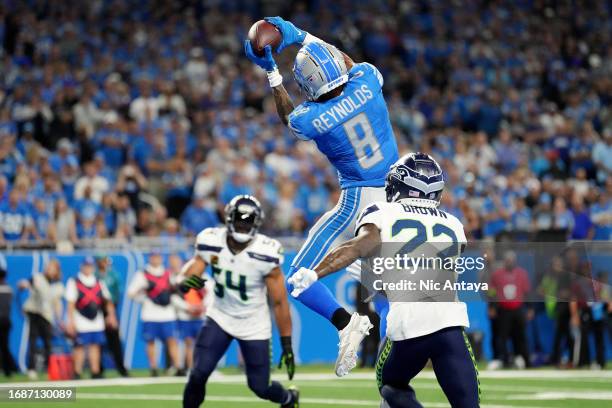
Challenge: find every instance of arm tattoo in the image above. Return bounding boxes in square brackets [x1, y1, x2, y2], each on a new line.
[272, 84, 295, 125]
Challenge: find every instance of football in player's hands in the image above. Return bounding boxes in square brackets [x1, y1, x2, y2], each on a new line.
[247, 20, 281, 56]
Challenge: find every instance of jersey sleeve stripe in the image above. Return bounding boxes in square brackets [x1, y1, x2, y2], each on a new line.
[310, 186, 361, 267]
[196, 243, 223, 253]
[290, 188, 349, 267]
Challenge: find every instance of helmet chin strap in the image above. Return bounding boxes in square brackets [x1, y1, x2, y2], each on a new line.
[396, 198, 440, 208]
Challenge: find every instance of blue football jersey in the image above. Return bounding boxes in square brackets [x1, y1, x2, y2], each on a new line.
[288, 62, 399, 188]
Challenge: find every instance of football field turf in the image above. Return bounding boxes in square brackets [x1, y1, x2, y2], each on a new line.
[2, 367, 612, 407]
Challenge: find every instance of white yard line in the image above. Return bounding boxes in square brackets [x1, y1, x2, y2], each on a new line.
[77, 392, 554, 408]
[3, 370, 611, 389]
[508, 391, 612, 401]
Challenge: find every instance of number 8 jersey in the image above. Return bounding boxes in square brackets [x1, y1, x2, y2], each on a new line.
[288, 62, 398, 189]
[195, 227, 284, 340]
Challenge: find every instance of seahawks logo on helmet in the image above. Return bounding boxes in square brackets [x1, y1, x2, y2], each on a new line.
[224, 195, 264, 243]
[385, 153, 445, 207]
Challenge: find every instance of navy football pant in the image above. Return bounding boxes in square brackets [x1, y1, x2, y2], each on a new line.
[183, 318, 290, 408]
[376, 326, 480, 408]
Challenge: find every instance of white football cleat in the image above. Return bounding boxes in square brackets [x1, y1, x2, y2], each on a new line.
[335, 313, 373, 377]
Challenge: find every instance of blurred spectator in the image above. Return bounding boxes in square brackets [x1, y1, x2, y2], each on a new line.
[0, 266, 17, 376]
[587, 272, 609, 369]
[569, 195, 593, 239]
[115, 193, 137, 238]
[65, 257, 118, 379]
[74, 162, 109, 204]
[181, 195, 220, 236]
[0, 189, 32, 242]
[127, 252, 180, 376]
[18, 259, 64, 380]
[116, 164, 147, 210]
[547, 255, 573, 366]
[169, 254, 210, 372]
[29, 197, 53, 241]
[488, 251, 532, 368]
[591, 196, 612, 240]
[95, 254, 129, 377]
[129, 80, 159, 123]
[53, 198, 78, 243]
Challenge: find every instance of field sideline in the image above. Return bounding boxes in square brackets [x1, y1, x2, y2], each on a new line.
[2, 368, 612, 408]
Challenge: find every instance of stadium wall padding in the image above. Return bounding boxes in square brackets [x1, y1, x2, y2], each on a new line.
[2, 250, 610, 371]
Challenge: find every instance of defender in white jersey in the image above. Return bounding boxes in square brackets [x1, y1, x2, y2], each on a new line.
[179, 195, 298, 408]
[290, 154, 480, 407]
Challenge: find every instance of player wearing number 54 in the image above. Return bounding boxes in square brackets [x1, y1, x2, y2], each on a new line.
[245, 16, 399, 377]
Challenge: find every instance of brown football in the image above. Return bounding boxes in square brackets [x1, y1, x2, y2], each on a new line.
[247, 20, 281, 56]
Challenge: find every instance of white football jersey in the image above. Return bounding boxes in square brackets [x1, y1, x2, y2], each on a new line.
[356, 201, 470, 341]
[194, 227, 284, 340]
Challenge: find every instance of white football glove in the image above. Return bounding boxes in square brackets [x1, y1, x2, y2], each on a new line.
[288, 267, 318, 298]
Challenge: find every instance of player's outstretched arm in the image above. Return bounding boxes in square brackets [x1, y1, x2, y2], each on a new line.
[266, 266, 295, 380]
[272, 84, 295, 125]
[315, 223, 381, 278]
[265, 16, 355, 67]
[244, 41, 295, 125]
[288, 224, 381, 298]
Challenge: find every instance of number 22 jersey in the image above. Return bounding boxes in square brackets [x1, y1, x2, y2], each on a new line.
[356, 201, 470, 341]
[194, 227, 284, 340]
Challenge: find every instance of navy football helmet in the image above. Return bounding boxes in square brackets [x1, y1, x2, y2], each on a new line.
[385, 153, 445, 206]
[225, 195, 264, 243]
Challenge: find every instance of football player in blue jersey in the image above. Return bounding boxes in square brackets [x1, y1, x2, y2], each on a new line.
[245, 17, 399, 377]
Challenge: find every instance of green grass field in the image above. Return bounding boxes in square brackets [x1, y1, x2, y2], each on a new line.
[2, 366, 611, 407]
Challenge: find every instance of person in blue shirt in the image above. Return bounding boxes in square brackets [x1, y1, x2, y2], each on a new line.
[180, 195, 219, 236]
[569, 195, 593, 240]
[93, 118, 127, 169]
[590, 190, 611, 240]
[73, 186, 101, 226]
[510, 197, 533, 232]
[30, 198, 53, 241]
[296, 172, 329, 226]
[246, 17, 399, 376]
[0, 190, 32, 242]
[31, 176, 64, 218]
[219, 172, 253, 205]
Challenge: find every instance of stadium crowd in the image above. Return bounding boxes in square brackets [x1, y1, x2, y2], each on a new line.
[0, 0, 610, 245]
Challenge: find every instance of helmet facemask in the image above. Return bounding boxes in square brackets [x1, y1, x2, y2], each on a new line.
[225, 197, 264, 243]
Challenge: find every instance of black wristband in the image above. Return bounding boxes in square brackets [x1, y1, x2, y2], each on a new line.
[280, 336, 292, 351]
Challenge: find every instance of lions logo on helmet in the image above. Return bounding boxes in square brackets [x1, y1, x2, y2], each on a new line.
[224, 195, 264, 243]
[385, 153, 445, 207]
[293, 42, 349, 101]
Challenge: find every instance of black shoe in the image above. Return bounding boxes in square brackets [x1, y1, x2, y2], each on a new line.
[73, 373, 81, 380]
[119, 368, 130, 377]
[91, 372, 104, 379]
[150, 369, 158, 377]
[281, 386, 299, 408]
[176, 368, 187, 377]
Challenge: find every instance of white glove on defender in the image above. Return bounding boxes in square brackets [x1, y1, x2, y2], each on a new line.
[288, 267, 318, 298]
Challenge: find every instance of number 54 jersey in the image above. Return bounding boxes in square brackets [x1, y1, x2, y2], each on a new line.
[288, 62, 398, 189]
[356, 201, 470, 341]
[195, 227, 284, 340]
